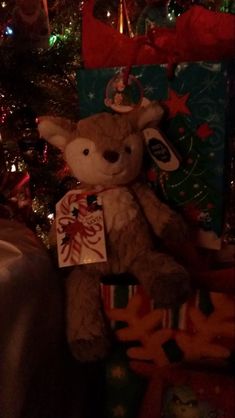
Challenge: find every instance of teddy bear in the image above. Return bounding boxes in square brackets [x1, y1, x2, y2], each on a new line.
[38, 102, 192, 362]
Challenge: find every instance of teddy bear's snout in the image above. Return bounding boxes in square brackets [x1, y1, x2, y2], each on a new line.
[103, 150, 120, 163]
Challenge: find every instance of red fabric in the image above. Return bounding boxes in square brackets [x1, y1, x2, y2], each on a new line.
[139, 367, 235, 418]
[82, 0, 235, 69]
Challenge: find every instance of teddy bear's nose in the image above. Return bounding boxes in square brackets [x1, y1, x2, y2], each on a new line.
[103, 150, 120, 163]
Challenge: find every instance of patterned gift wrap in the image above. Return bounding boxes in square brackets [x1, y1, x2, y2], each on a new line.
[101, 281, 148, 418]
[100, 282, 235, 418]
[157, 369, 235, 418]
[100, 282, 213, 332]
[77, 61, 228, 249]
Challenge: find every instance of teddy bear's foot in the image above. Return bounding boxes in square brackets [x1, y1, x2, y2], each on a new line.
[130, 250, 191, 308]
[66, 267, 111, 362]
[150, 270, 191, 308]
[70, 336, 111, 362]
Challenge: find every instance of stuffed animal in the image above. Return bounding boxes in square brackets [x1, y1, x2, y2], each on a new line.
[38, 102, 192, 362]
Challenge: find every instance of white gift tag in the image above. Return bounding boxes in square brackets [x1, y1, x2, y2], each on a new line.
[56, 190, 107, 267]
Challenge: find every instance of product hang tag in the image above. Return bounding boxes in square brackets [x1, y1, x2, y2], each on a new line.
[143, 126, 181, 172]
[56, 190, 107, 267]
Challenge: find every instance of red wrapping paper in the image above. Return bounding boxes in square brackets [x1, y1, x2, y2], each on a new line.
[82, 0, 235, 69]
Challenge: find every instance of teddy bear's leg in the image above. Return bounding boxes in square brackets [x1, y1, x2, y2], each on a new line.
[129, 250, 191, 308]
[66, 267, 110, 362]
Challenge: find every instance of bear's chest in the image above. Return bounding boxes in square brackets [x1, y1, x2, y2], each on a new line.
[99, 187, 138, 233]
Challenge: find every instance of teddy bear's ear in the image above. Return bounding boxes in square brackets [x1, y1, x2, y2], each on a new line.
[37, 116, 76, 151]
[137, 102, 164, 130]
[128, 102, 164, 131]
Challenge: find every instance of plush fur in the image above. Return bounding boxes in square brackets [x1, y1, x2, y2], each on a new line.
[38, 102, 191, 362]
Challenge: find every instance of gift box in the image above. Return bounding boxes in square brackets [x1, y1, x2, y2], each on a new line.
[143, 367, 235, 418]
[78, 0, 235, 250]
[77, 61, 228, 249]
[100, 279, 235, 418]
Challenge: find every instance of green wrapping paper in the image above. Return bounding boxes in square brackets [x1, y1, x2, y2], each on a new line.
[77, 61, 228, 249]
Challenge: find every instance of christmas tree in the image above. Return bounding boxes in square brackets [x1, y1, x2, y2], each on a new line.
[0, 0, 82, 244]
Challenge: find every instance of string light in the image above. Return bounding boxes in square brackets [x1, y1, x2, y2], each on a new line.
[47, 213, 54, 221]
[10, 164, 16, 172]
[4, 26, 13, 36]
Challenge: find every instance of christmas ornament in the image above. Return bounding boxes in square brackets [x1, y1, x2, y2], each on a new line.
[11, 0, 50, 50]
[104, 71, 143, 113]
[136, 0, 176, 35]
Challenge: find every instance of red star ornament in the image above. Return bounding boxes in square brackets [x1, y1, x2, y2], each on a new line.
[196, 123, 214, 140]
[164, 89, 191, 118]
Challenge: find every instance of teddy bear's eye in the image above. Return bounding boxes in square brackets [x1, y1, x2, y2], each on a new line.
[83, 148, 89, 156]
[125, 146, 132, 154]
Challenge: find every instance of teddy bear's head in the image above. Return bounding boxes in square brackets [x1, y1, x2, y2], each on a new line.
[38, 102, 163, 186]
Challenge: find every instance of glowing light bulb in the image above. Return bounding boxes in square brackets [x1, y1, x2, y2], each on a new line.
[11, 164, 16, 172]
[5, 26, 13, 36]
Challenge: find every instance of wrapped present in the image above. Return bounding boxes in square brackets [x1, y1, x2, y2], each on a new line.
[100, 279, 235, 418]
[77, 61, 228, 249]
[140, 367, 235, 418]
[78, 0, 235, 250]
[101, 277, 150, 418]
[106, 286, 235, 365]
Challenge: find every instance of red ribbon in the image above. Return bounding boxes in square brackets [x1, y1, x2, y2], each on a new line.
[82, 1, 235, 69]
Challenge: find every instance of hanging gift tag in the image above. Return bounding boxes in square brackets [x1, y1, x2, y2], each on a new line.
[104, 72, 143, 113]
[56, 190, 107, 268]
[143, 126, 181, 172]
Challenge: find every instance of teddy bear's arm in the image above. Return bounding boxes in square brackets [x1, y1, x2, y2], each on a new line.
[132, 182, 188, 244]
[131, 182, 207, 274]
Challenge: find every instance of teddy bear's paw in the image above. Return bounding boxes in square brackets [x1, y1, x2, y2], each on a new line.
[150, 269, 192, 309]
[70, 336, 111, 362]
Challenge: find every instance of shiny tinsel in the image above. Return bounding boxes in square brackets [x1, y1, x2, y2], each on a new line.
[0, 0, 83, 244]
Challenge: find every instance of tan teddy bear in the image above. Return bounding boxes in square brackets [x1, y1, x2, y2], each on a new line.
[38, 102, 192, 362]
